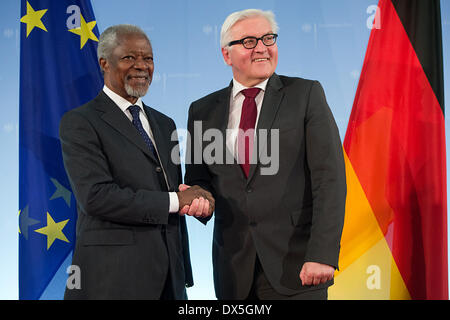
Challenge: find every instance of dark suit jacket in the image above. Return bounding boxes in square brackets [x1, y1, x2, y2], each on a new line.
[59, 91, 193, 299]
[185, 74, 346, 299]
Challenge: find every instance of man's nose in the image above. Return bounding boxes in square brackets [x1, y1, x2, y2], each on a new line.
[133, 56, 147, 69]
[254, 39, 268, 52]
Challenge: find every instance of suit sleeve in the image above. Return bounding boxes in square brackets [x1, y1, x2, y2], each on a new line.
[303, 81, 347, 269]
[59, 110, 170, 226]
[184, 103, 214, 225]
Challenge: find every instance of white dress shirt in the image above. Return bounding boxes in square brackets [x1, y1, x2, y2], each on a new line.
[103, 85, 179, 213]
[226, 78, 269, 158]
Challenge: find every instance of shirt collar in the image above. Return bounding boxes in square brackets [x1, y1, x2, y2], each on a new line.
[232, 78, 269, 100]
[103, 85, 144, 112]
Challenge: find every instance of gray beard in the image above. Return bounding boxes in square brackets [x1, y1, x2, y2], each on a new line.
[124, 81, 149, 98]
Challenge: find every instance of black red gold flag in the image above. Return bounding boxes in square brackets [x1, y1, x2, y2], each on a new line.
[330, 0, 447, 300]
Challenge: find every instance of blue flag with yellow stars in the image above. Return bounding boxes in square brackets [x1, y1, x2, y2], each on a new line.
[19, 0, 103, 299]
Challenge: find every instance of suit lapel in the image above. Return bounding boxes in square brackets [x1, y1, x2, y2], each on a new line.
[144, 105, 174, 188]
[247, 74, 284, 183]
[202, 83, 247, 180]
[214, 82, 232, 135]
[95, 92, 159, 164]
[214, 76, 284, 183]
[215, 83, 247, 178]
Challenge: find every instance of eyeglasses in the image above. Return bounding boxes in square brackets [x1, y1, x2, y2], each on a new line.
[228, 33, 278, 49]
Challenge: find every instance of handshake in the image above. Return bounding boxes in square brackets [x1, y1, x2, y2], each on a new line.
[176, 184, 215, 218]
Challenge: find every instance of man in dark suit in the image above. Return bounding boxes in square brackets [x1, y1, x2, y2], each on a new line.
[184, 9, 346, 300]
[60, 24, 213, 300]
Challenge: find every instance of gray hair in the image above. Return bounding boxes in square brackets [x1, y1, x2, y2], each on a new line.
[97, 24, 150, 62]
[220, 9, 279, 49]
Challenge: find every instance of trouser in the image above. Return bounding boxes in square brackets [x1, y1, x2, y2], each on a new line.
[159, 224, 175, 300]
[160, 270, 174, 300]
[246, 257, 328, 300]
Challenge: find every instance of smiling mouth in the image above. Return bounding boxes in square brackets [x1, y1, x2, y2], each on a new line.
[128, 74, 150, 81]
[253, 58, 270, 62]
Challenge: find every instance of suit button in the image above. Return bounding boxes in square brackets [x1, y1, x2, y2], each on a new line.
[155, 166, 162, 173]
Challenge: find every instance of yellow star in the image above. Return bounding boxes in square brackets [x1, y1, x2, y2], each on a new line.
[35, 212, 70, 250]
[20, 1, 48, 37]
[68, 13, 99, 49]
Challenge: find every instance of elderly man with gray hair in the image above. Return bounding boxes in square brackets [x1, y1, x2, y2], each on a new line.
[185, 9, 346, 300]
[59, 24, 214, 299]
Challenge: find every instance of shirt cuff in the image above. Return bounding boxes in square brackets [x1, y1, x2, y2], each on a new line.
[168, 192, 179, 213]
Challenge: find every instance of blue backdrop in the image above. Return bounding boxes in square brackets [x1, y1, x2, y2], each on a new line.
[1, 0, 449, 299]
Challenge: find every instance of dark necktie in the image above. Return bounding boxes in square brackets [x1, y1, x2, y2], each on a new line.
[238, 88, 261, 178]
[128, 105, 158, 160]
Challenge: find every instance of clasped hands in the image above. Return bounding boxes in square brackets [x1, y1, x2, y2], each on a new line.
[176, 184, 215, 218]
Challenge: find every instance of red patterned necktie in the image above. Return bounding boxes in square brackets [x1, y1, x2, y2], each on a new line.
[238, 88, 261, 178]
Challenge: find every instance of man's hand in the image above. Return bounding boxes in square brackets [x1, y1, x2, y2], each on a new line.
[299, 262, 335, 286]
[177, 184, 215, 217]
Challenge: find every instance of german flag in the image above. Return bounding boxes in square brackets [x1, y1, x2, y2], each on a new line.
[329, 0, 447, 300]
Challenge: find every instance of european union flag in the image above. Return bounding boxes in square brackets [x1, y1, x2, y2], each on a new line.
[19, 0, 103, 299]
